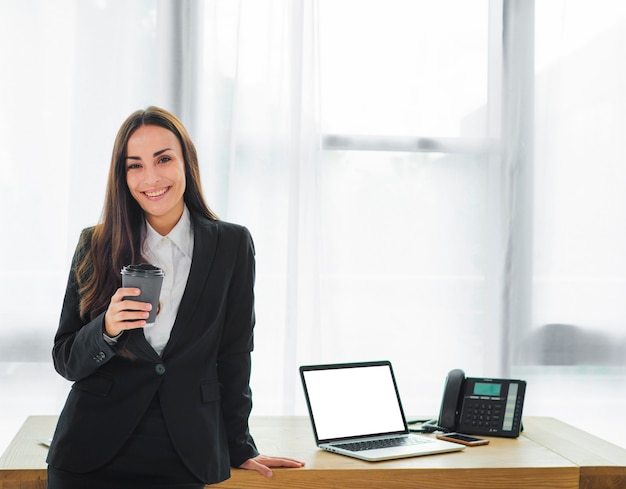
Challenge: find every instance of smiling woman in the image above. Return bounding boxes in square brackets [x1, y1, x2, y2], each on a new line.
[125, 125, 187, 236]
[45, 106, 304, 488]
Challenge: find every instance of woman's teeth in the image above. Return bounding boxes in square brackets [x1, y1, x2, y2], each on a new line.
[145, 188, 167, 197]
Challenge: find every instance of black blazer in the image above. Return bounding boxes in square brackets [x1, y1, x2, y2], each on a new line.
[46, 216, 259, 484]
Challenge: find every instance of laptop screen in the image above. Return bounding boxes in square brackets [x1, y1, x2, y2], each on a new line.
[300, 361, 408, 442]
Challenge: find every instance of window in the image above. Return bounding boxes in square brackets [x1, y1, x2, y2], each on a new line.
[300, 0, 495, 414]
[511, 0, 626, 444]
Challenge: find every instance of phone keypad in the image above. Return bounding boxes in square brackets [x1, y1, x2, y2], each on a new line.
[461, 402, 502, 431]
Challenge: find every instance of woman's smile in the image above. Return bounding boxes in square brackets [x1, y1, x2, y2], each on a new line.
[143, 186, 171, 199]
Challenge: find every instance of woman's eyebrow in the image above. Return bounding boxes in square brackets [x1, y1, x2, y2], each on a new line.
[153, 148, 172, 157]
[126, 148, 172, 160]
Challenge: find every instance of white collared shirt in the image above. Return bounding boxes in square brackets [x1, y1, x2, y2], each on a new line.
[141, 205, 194, 356]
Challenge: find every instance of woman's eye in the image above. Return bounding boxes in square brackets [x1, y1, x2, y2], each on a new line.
[126, 163, 142, 171]
[158, 156, 171, 164]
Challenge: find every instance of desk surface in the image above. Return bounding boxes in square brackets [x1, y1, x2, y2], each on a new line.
[1, 416, 626, 489]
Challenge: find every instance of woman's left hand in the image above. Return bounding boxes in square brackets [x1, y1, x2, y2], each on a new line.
[239, 454, 305, 477]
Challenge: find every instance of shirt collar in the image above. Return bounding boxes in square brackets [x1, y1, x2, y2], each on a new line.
[144, 205, 194, 259]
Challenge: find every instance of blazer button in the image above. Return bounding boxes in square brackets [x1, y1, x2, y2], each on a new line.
[155, 364, 166, 375]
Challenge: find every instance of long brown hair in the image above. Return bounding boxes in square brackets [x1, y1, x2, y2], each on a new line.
[77, 106, 218, 320]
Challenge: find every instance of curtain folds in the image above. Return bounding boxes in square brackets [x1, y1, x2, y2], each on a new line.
[188, 0, 322, 412]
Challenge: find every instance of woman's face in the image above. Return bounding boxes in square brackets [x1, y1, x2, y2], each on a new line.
[125, 124, 186, 235]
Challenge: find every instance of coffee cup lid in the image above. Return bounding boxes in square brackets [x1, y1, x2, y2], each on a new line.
[121, 263, 165, 277]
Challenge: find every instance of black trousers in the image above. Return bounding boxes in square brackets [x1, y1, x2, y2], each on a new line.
[47, 394, 205, 489]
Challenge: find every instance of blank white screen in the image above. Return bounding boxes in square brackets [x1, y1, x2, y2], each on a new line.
[302, 364, 407, 441]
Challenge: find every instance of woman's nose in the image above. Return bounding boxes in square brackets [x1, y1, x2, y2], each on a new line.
[144, 165, 160, 185]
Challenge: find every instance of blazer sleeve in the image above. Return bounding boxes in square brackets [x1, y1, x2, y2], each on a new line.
[217, 225, 259, 466]
[52, 228, 118, 382]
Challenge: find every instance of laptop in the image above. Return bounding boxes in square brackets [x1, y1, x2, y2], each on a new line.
[299, 360, 465, 461]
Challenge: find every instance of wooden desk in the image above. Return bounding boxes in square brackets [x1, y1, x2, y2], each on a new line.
[1, 416, 625, 489]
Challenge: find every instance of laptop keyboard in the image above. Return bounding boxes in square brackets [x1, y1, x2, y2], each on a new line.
[336, 436, 431, 452]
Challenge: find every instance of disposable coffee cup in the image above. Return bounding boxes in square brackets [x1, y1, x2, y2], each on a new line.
[121, 264, 165, 325]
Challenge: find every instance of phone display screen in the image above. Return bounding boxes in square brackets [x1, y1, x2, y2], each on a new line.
[473, 382, 502, 396]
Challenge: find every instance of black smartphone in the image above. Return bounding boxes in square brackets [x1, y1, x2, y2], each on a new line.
[436, 432, 490, 446]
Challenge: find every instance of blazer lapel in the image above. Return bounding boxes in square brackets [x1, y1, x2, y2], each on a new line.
[125, 328, 162, 362]
[161, 216, 218, 358]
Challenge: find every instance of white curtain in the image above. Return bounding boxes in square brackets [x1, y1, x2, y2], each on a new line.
[190, 0, 323, 413]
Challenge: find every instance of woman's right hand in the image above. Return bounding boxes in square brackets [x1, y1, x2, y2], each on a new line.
[104, 287, 152, 337]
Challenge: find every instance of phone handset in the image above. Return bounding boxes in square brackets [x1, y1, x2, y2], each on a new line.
[437, 368, 466, 432]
